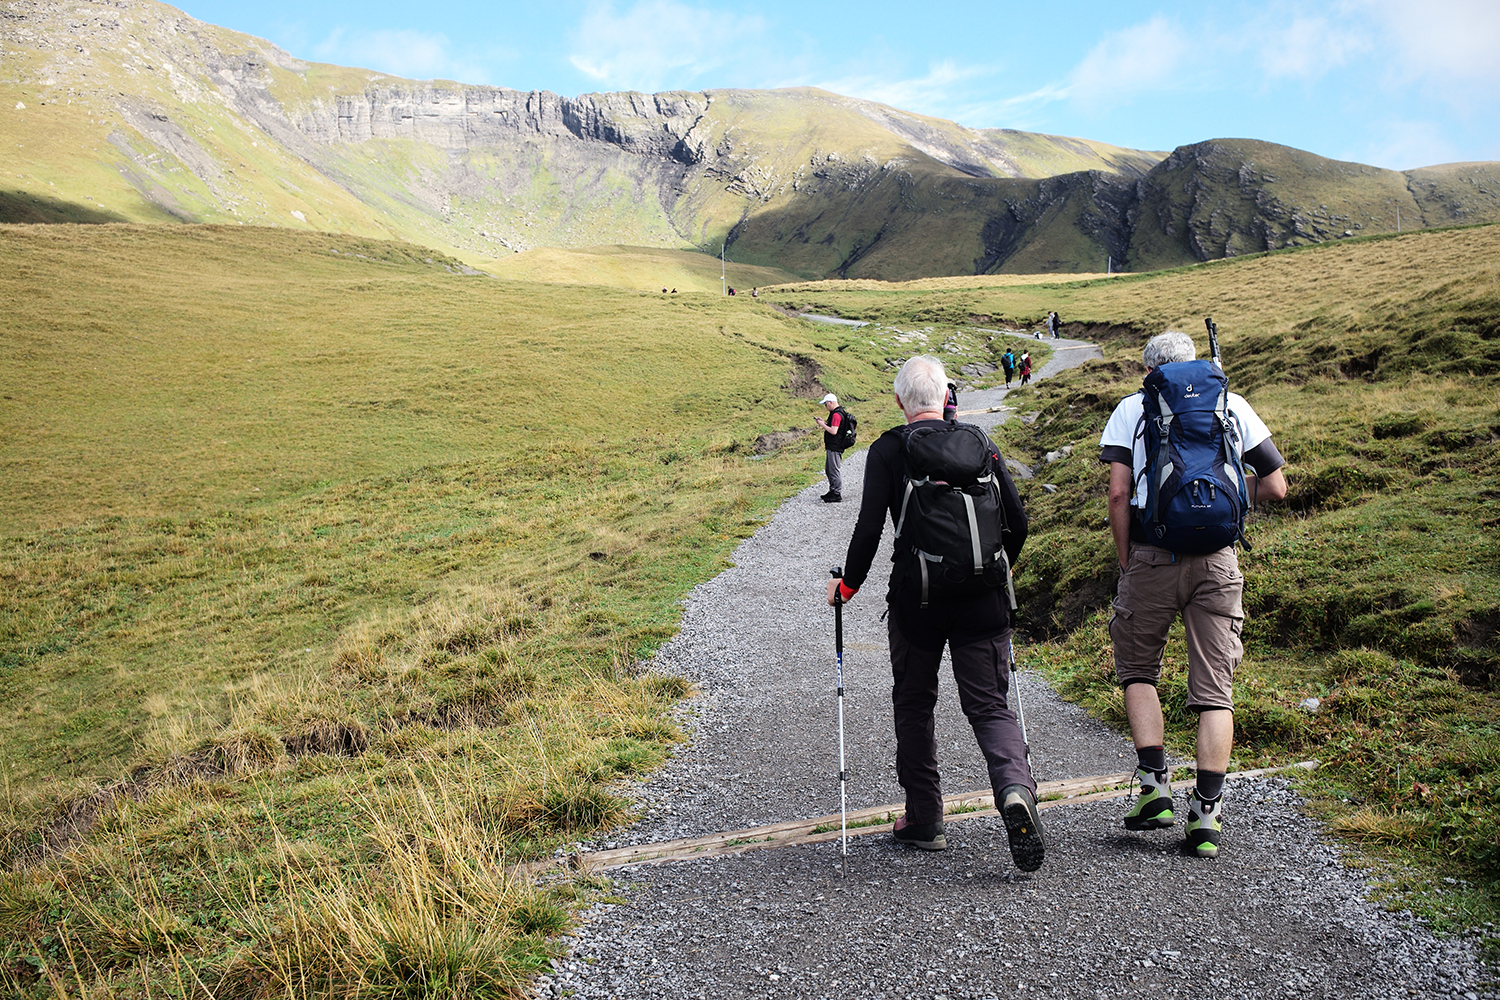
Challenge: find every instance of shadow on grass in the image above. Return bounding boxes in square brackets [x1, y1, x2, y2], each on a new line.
[0, 190, 128, 224]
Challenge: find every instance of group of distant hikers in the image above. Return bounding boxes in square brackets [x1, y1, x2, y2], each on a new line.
[816, 320, 1287, 872]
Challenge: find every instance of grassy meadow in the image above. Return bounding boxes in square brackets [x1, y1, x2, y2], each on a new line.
[0, 223, 912, 997]
[1, 220, 1497, 995]
[770, 224, 1500, 945]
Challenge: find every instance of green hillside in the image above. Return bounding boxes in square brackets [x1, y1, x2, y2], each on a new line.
[6, 0, 1500, 282]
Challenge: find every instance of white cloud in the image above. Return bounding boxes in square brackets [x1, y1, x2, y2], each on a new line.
[1065, 16, 1193, 113]
[568, 0, 769, 93]
[1256, 13, 1370, 80]
[1357, 0, 1500, 83]
[312, 27, 488, 83]
[814, 62, 993, 119]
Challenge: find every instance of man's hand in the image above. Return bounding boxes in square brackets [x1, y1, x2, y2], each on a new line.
[825, 577, 843, 606]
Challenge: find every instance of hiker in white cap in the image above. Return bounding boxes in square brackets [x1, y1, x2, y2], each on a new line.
[814, 393, 855, 502]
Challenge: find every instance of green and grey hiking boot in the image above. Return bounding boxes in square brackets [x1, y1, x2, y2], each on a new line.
[1124, 767, 1175, 830]
[999, 784, 1046, 872]
[1185, 790, 1223, 858]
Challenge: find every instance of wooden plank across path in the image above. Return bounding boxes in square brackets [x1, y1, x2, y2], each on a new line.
[539, 761, 1318, 874]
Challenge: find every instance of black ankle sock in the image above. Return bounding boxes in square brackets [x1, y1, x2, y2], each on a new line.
[1136, 745, 1167, 773]
[1196, 770, 1226, 801]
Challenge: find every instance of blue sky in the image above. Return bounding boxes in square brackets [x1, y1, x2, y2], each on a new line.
[176, 0, 1498, 170]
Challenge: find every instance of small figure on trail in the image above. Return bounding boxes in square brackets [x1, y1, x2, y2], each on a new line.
[662, 287, 668, 293]
[824, 355, 1045, 872]
[943, 381, 958, 421]
[814, 393, 856, 503]
[671, 288, 677, 293]
[1001, 348, 1016, 387]
[1019, 351, 1032, 386]
[1048, 311, 1060, 339]
[1099, 330, 1289, 858]
[728, 286, 736, 296]
[751, 287, 759, 297]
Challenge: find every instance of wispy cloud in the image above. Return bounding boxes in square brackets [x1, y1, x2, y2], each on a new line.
[568, 0, 770, 92]
[1256, 12, 1370, 80]
[312, 27, 490, 83]
[1358, 0, 1500, 84]
[813, 62, 995, 118]
[1065, 16, 1194, 114]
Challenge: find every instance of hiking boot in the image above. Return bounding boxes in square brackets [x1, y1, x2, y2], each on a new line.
[999, 784, 1045, 872]
[1124, 767, 1176, 830]
[892, 815, 946, 851]
[1185, 790, 1223, 858]
[822, 492, 842, 503]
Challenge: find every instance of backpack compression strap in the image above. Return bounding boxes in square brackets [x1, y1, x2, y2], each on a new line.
[895, 472, 996, 608]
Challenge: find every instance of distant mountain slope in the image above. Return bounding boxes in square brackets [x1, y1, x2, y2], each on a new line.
[1125, 139, 1500, 271]
[3, 0, 1499, 279]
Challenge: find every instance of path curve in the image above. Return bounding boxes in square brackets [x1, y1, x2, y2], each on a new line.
[533, 330, 1491, 1000]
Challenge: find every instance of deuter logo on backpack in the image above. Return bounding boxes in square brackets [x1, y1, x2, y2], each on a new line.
[892, 422, 1014, 608]
[1136, 359, 1250, 553]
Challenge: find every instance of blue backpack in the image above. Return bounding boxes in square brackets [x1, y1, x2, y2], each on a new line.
[1135, 359, 1251, 554]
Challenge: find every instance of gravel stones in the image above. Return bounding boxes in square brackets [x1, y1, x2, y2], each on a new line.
[536, 337, 1496, 999]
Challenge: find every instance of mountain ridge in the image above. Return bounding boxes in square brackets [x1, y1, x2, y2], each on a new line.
[4, 0, 1500, 279]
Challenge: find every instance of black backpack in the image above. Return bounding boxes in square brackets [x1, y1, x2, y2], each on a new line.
[830, 407, 858, 451]
[891, 422, 1017, 608]
[1134, 359, 1251, 553]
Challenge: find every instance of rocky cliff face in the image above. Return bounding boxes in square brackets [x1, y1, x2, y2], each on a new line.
[4, 0, 1499, 278]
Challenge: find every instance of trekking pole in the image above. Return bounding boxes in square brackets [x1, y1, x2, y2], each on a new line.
[831, 566, 849, 863]
[1205, 316, 1222, 368]
[1001, 551, 1035, 775]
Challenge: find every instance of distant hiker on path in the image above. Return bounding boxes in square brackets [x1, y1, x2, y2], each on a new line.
[943, 381, 958, 421]
[824, 355, 1045, 872]
[1099, 330, 1288, 858]
[1001, 348, 1015, 387]
[814, 393, 855, 503]
[1019, 352, 1032, 386]
[1048, 311, 1060, 338]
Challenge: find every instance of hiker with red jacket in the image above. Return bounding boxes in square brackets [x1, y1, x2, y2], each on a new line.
[823, 355, 1044, 872]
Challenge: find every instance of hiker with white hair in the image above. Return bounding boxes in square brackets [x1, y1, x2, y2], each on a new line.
[824, 355, 1044, 871]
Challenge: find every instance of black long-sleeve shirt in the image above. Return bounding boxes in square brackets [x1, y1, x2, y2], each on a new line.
[841, 420, 1028, 651]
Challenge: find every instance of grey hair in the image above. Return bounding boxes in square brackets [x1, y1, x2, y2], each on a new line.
[893, 355, 948, 413]
[1142, 331, 1196, 369]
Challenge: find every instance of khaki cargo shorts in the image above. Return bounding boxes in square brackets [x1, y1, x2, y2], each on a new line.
[1108, 543, 1244, 712]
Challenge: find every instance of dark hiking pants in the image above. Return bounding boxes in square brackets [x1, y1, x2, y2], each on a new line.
[888, 618, 1034, 825]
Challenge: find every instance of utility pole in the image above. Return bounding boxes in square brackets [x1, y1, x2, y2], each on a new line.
[721, 243, 726, 296]
[1397, 205, 1401, 233]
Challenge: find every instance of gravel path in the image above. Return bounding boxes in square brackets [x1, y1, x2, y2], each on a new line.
[534, 331, 1495, 1000]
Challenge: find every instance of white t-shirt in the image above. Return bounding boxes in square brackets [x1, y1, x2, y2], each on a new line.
[1099, 391, 1274, 510]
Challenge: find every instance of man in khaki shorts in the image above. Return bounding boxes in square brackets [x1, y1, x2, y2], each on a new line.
[1099, 330, 1287, 857]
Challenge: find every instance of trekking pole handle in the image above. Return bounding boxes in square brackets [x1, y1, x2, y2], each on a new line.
[830, 567, 844, 662]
